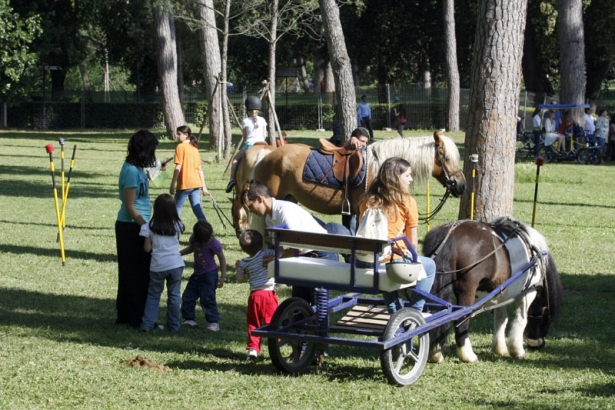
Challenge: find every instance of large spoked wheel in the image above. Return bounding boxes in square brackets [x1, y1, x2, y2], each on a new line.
[576, 147, 589, 164]
[267, 297, 316, 374]
[380, 308, 430, 386]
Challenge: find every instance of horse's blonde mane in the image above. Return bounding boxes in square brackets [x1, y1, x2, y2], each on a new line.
[366, 134, 460, 186]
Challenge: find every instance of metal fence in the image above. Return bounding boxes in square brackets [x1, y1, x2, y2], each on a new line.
[0, 84, 578, 132]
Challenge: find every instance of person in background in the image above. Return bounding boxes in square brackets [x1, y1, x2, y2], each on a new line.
[584, 108, 596, 140]
[236, 230, 278, 361]
[544, 111, 566, 153]
[139, 194, 185, 332]
[531, 107, 542, 157]
[393, 104, 407, 137]
[357, 157, 436, 314]
[180, 220, 226, 332]
[357, 95, 374, 141]
[115, 129, 158, 328]
[169, 125, 208, 220]
[594, 109, 609, 156]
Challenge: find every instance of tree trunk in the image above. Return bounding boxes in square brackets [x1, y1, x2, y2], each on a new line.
[199, 0, 222, 149]
[319, 0, 356, 143]
[176, 24, 184, 106]
[266, 0, 279, 145]
[298, 56, 311, 92]
[460, 0, 527, 221]
[221, 0, 232, 159]
[78, 62, 92, 102]
[154, 0, 185, 140]
[443, 0, 460, 132]
[558, 0, 585, 123]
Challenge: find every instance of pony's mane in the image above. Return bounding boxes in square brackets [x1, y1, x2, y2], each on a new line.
[366, 134, 460, 186]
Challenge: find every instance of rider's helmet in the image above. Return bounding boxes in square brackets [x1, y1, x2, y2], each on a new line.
[245, 96, 262, 111]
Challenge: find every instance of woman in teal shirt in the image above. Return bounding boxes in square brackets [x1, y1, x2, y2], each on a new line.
[115, 129, 158, 328]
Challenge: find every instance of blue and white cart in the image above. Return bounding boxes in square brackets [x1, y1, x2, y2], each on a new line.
[252, 226, 542, 386]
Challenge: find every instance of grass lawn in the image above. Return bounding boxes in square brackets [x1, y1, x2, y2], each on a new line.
[1, 127, 614, 409]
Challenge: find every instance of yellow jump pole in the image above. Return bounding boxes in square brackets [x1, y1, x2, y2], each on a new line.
[59, 138, 65, 228]
[469, 154, 479, 220]
[59, 145, 77, 239]
[45, 144, 66, 266]
[531, 156, 544, 228]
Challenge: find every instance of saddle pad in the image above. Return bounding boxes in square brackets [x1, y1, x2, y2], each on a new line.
[487, 231, 536, 304]
[267, 256, 414, 292]
[302, 149, 366, 188]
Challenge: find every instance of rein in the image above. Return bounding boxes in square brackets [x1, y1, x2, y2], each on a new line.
[418, 144, 462, 223]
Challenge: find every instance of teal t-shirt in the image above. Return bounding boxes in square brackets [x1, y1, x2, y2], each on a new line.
[117, 162, 151, 223]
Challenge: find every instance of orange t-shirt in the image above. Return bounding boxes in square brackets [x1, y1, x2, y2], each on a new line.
[174, 142, 202, 190]
[358, 195, 418, 259]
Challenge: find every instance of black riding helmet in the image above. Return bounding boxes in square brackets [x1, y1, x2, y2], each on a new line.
[245, 96, 262, 111]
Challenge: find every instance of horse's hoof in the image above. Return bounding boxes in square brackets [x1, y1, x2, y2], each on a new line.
[526, 338, 545, 350]
[428, 351, 444, 364]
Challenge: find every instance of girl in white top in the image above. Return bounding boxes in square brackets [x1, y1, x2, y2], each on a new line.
[139, 194, 185, 332]
[226, 96, 268, 192]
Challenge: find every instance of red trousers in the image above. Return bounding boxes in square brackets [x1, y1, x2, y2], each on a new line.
[247, 290, 278, 352]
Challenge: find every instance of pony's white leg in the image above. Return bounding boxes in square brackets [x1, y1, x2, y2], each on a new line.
[508, 290, 538, 359]
[429, 343, 444, 363]
[491, 307, 510, 356]
[456, 338, 479, 364]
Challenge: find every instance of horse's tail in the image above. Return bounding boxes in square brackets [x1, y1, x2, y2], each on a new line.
[526, 253, 564, 347]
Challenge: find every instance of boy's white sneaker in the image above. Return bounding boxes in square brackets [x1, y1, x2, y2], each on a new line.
[181, 320, 198, 328]
[206, 322, 220, 332]
[247, 349, 258, 361]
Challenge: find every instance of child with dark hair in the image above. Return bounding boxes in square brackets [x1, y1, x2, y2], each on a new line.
[139, 194, 185, 332]
[236, 230, 277, 361]
[180, 220, 226, 331]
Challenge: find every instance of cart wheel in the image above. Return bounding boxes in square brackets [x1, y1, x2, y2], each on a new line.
[538, 146, 555, 163]
[267, 297, 316, 374]
[380, 308, 429, 386]
[576, 148, 589, 164]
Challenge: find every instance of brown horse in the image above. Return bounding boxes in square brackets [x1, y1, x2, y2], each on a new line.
[423, 217, 563, 364]
[232, 131, 466, 231]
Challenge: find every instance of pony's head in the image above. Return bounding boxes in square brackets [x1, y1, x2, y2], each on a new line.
[432, 130, 466, 197]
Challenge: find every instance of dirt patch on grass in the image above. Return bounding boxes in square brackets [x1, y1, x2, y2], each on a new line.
[126, 355, 172, 372]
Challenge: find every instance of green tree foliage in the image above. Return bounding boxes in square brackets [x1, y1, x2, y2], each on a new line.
[0, 0, 41, 100]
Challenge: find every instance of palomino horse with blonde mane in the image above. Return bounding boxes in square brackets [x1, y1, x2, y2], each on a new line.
[231, 131, 466, 231]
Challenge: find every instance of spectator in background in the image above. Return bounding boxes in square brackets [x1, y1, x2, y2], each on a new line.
[583, 108, 596, 139]
[595, 109, 609, 156]
[608, 114, 615, 161]
[393, 104, 407, 137]
[531, 107, 542, 157]
[545, 111, 566, 153]
[357, 95, 374, 141]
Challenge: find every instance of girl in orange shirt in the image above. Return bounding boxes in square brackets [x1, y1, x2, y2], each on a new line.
[169, 125, 209, 220]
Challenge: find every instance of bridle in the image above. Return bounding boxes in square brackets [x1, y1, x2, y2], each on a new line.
[418, 144, 464, 223]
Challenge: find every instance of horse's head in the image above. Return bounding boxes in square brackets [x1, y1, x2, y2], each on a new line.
[432, 130, 466, 197]
[229, 196, 249, 236]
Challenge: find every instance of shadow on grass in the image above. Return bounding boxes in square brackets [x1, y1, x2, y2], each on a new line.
[0, 243, 117, 262]
[0, 286, 253, 356]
